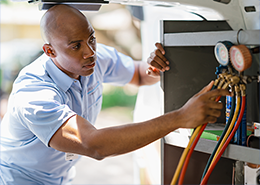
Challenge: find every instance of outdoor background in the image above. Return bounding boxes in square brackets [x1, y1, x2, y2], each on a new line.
[1, 1, 143, 184]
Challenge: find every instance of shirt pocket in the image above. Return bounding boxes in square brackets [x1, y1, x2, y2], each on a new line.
[86, 81, 103, 124]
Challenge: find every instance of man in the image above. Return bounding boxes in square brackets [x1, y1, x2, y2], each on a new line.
[0, 5, 230, 184]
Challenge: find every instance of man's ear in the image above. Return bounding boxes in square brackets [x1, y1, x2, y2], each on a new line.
[43, 44, 56, 58]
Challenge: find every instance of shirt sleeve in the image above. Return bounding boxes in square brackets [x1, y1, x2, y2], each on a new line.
[14, 83, 76, 147]
[96, 43, 135, 86]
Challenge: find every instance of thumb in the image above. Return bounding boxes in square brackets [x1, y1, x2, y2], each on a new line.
[196, 81, 214, 96]
[146, 67, 160, 77]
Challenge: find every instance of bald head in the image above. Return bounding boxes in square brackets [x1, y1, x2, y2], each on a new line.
[40, 5, 97, 79]
[40, 5, 90, 44]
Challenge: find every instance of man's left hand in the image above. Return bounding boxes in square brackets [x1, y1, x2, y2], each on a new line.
[146, 42, 169, 77]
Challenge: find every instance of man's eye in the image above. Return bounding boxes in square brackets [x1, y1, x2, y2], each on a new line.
[72, 43, 81, 50]
[89, 36, 96, 44]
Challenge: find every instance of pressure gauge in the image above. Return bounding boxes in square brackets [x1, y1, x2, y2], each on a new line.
[214, 41, 233, 66]
[230, 45, 252, 72]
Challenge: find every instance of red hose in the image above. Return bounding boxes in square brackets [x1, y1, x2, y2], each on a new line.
[200, 95, 246, 185]
[178, 96, 221, 185]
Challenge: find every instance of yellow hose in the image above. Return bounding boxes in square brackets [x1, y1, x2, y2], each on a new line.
[170, 125, 202, 185]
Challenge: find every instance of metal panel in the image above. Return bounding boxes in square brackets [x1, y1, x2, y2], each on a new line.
[165, 134, 260, 165]
[160, 20, 232, 122]
[164, 30, 260, 46]
[161, 20, 234, 184]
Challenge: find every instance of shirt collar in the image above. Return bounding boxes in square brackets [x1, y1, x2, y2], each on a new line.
[45, 58, 74, 92]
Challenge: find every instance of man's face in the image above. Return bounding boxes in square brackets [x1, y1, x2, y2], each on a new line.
[50, 17, 97, 79]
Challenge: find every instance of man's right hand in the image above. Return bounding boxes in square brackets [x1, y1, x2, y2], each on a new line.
[176, 81, 231, 128]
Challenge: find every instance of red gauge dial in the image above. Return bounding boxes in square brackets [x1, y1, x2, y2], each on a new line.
[230, 45, 252, 72]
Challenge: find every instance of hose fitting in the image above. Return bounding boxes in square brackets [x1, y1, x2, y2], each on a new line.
[234, 85, 241, 95]
[229, 76, 240, 86]
[218, 78, 226, 89]
[240, 84, 246, 96]
[214, 77, 221, 87]
[221, 74, 232, 89]
[219, 73, 228, 79]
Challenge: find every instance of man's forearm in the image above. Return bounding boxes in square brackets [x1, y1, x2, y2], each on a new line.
[83, 110, 181, 159]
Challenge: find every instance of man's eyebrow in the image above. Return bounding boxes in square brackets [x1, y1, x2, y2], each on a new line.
[68, 40, 83, 46]
[67, 31, 95, 46]
[89, 31, 95, 38]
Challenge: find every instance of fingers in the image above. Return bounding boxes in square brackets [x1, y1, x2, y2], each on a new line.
[206, 100, 223, 110]
[206, 116, 218, 124]
[209, 108, 222, 118]
[195, 81, 231, 100]
[204, 88, 232, 100]
[191, 106, 222, 125]
[196, 98, 223, 120]
[205, 101, 223, 117]
[197, 89, 228, 121]
[155, 42, 165, 55]
[196, 81, 214, 96]
[178, 81, 231, 128]
[200, 93, 228, 124]
[147, 43, 169, 72]
[180, 89, 227, 128]
[148, 54, 169, 71]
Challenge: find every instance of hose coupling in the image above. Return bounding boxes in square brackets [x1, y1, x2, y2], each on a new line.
[222, 74, 233, 89]
[214, 77, 221, 87]
[225, 74, 233, 80]
[222, 82, 229, 90]
[229, 76, 240, 86]
[240, 84, 246, 96]
[219, 73, 228, 79]
[218, 78, 226, 89]
[234, 84, 241, 95]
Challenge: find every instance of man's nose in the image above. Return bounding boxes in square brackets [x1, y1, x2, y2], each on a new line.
[83, 44, 95, 59]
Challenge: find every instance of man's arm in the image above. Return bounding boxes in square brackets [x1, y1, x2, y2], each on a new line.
[129, 61, 159, 86]
[49, 82, 231, 160]
[49, 110, 181, 160]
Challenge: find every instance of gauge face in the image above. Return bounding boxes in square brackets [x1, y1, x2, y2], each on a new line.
[230, 47, 244, 71]
[214, 42, 229, 66]
[230, 45, 252, 72]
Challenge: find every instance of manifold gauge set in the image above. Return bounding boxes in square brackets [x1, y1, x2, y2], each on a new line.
[170, 40, 260, 185]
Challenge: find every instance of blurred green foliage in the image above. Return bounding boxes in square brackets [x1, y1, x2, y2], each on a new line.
[102, 87, 137, 109]
[0, 0, 9, 4]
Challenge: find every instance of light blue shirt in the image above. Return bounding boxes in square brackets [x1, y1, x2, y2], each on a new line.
[0, 43, 134, 185]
